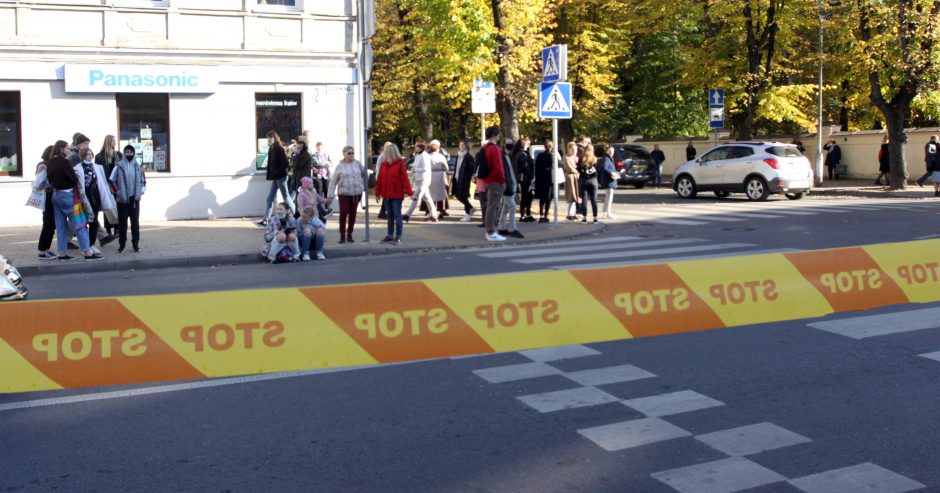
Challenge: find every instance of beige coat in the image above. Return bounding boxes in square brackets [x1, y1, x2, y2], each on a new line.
[563, 155, 580, 203]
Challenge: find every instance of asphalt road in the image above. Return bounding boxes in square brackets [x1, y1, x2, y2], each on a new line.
[3, 193, 940, 492]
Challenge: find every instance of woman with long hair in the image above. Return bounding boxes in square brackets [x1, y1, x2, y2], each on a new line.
[374, 143, 413, 245]
[259, 131, 294, 225]
[46, 140, 103, 261]
[563, 141, 581, 220]
[95, 135, 118, 241]
[578, 145, 600, 224]
[35, 145, 56, 260]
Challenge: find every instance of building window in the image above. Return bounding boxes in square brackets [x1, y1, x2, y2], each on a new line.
[255, 93, 302, 170]
[0, 92, 21, 177]
[109, 0, 170, 7]
[254, 0, 302, 12]
[117, 94, 170, 172]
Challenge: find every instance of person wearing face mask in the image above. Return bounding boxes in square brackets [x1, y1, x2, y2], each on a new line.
[110, 145, 146, 253]
[262, 202, 300, 263]
[76, 148, 113, 254]
[259, 131, 294, 226]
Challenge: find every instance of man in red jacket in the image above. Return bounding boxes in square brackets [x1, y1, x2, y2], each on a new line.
[479, 127, 507, 242]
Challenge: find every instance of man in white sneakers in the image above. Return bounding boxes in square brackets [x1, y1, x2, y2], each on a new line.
[478, 127, 506, 241]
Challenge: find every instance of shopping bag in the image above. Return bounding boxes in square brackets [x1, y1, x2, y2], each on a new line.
[71, 189, 87, 231]
[25, 189, 45, 210]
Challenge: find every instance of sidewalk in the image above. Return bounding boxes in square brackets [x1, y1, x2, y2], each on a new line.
[3, 209, 605, 276]
[808, 179, 939, 199]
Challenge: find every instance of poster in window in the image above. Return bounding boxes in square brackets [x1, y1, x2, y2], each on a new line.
[140, 127, 152, 139]
[141, 139, 153, 164]
[154, 150, 166, 171]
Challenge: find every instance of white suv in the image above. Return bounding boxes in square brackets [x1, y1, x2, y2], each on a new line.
[672, 142, 813, 201]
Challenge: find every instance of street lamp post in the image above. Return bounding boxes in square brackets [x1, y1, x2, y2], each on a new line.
[815, 0, 825, 186]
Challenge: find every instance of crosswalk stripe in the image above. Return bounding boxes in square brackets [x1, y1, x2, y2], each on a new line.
[671, 205, 785, 219]
[551, 248, 803, 270]
[477, 238, 707, 259]
[701, 204, 818, 216]
[807, 307, 940, 339]
[462, 235, 642, 254]
[514, 242, 757, 264]
[625, 210, 745, 223]
[617, 215, 709, 226]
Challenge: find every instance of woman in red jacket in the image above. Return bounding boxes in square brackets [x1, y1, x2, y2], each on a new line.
[374, 143, 413, 245]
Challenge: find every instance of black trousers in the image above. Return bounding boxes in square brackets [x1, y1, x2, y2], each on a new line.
[38, 191, 55, 251]
[520, 182, 534, 216]
[455, 195, 474, 214]
[581, 180, 598, 218]
[117, 201, 141, 247]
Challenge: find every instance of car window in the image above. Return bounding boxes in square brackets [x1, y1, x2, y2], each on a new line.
[767, 146, 803, 157]
[701, 148, 729, 162]
[726, 146, 756, 159]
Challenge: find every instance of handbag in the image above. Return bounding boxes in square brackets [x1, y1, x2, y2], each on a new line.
[26, 189, 45, 210]
[71, 188, 87, 231]
[94, 165, 118, 223]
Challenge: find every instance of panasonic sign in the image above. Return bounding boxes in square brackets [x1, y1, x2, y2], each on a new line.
[64, 64, 218, 94]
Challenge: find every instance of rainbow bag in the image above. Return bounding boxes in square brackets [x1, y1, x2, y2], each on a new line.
[71, 189, 87, 232]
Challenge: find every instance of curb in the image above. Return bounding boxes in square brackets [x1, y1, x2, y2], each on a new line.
[808, 187, 932, 200]
[17, 223, 607, 277]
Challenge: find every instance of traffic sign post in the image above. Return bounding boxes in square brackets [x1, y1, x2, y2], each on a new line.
[472, 80, 496, 145]
[708, 88, 724, 129]
[538, 79, 572, 224]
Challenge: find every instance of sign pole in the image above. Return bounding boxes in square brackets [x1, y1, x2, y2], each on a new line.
[552, 119, 559, 224]
[481, 114, 486, 147]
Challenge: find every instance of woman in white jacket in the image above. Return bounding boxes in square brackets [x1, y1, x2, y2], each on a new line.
[403, 139, 438, 222]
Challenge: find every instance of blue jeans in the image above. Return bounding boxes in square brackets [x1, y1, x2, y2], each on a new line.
[299, 220, 326, 255]
[52, 189, 90, 255]
[385, 199, 403, 238]
[264, 177, 295, 218]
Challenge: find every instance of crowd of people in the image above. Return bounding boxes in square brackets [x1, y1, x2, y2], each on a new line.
[28, 132, 145, 262]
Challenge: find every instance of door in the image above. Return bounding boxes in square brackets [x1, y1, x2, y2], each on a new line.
[695, 147, 730, 186]
[720, 146, 758, 184]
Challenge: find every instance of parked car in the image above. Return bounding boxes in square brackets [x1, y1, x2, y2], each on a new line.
[0, 254, 27, 301]
[594, 144, 655, 188]
[671, 142, 813, 201]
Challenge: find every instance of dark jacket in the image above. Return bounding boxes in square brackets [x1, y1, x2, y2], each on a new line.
[515, 150, 534, 187]
[47, 156, 78, 190]
[685, 145, 697, 161]
[292, 149, 313, 188]
[534, 150, 554, 197]
[878, 144, 890, 173]
[824, 144, 841, 167]
[503, 152, 517, 196]
[95, 151, 117, 179]
[651, 149, 665, 166]
[926, 141, 940, 172]
[266, 144, 289, 181]
[454, 152, 475, 200]
[374, 158, 414, 200]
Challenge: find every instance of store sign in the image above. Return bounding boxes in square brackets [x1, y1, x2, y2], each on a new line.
[64, 64, 219, 94]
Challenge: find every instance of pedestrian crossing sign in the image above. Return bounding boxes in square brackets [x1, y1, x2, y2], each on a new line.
[538, 82, 573, 119]
[542, 45, 567, 83]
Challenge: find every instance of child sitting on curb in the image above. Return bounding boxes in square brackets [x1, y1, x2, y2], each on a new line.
[262, 202, 300, 263]
[298, 206, 327, 261]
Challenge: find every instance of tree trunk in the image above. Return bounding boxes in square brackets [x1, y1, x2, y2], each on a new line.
[412, 79, 433, 141]
[491, 0, 519, 145]
[884, 107, 911, 188]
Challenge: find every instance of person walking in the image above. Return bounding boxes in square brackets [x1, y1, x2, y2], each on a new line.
[534, 140, 555, 223]
[685, 140, 697, 161]
[427, 140, 450, 218]
[403, 140, 438, 222]
[327, 146, 366, 243]
[291, 137, 314, 205]
[824, 139, 842, 180]
[563, 142, 581, 220]
[498, 142, 523, 239]
[600, 145, 619, 219]
[916, 135, 939, 188]
[650, 144, 666, 187]
[375, 143, 413, 245]
[95, 135, 118, 242]
[875, 136, 890, 186]
[259, 131, 294, 225]
[791, 137, 806, 154]
[479, 127, 507, 242]
[46, 140, 103, 261]
[34, 145, 57, 260]
[579, 146, 600, 223]
[110, 145, 146, 253]
[514, 137, 535, 223]
[452, 140, 476, 222]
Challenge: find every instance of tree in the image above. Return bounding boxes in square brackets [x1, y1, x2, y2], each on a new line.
[854, 0, 940, 188]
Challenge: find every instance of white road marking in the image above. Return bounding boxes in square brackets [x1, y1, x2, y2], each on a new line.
[473, 362, 562, 384]
[461, 235, 642, 253]
[621, 390, 724, 417]
[517, 386, 620, 413]
[552, 248, 802, 270]
[563, 364, 656, 386]
[520, 344, 601, 362]
[478, 238, 706, 259]
[695, 422, 812, 457]
[515, 242, 757, 264]
[672, 205, 785, 219]
[629, 209, 746, 222]
[915, 234, 940, 240]
[788, 462, 926, 493]
[578, 417, 691, 452]
[652, 457, 787, 493]
[808, 307, 940, 339]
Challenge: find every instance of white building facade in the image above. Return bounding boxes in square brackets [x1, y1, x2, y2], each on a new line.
[0, 0, 364, 226]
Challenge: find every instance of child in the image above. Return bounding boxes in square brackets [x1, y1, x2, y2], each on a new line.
[298, 206, 327, 261]
[296, 176, 331, 222]
[262, 202, 300, 263]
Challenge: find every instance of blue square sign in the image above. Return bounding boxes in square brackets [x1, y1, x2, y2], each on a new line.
[542, 45, 567, 83]
[538, 82, 572, 119]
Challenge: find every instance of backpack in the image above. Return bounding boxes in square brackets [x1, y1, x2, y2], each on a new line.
[475, 145, 491, 179]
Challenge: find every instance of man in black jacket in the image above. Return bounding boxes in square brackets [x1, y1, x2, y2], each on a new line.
[824, 139, 842, 180]
[917, 135, 939, 188]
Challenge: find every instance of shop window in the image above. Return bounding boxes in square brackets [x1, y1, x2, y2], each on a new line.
[255, 93, 302, 170]
[110, 0, 170, 7]
[255, 0, 302, 11]
[0, 92, 21, 177]
[117, 94, 170, 172]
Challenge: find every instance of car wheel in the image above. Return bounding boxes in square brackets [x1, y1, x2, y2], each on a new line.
[714, 191, 731, 198]
[745, 176, 769, 201]
[634, 182, 646, 189]
[675, 176, 697, 199]
[785, 192, 804, 200]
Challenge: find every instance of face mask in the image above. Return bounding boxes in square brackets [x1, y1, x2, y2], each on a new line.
[277, 213, 287, 220]
[268, 139, 275, 146]
[83, 159, 93, 165]
[125, 154, 135, 160]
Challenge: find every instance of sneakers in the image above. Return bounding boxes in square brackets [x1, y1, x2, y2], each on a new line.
[538, 217, 550, 224]
[593, 218, 599, 224]
[498, 229, 510, 236]
[100, 235, 115, 246]
[402, 214, 410, 223]
[302, 253, 311, 261]
[256, 219, 267, 226]
[392, 238, 401, 245]
[57, 255, 74, 261]
[509, 230, 525, 239]
[346, 236, 354, 243]
[38, 251, 57, 260]
[84, 253, 104, 261]
[133, 245, 141, 253]
[469, 207, 478, 216]
[460, 214, 472, 222]
[316, 252, 327, 260]
[381, 235, 394, 243]
[117, 245, 125, 253]
[90, 246, 101, 255]
[486, 233, 507, 242]
[323, 208, 334, 218]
